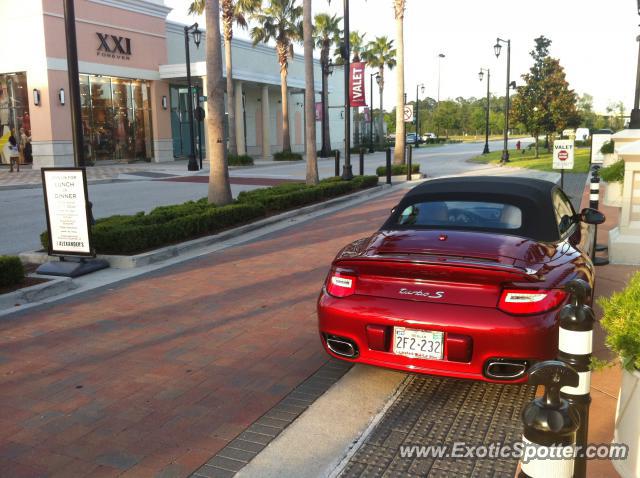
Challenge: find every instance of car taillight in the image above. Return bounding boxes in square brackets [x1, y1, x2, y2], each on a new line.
[326, 271, 357, 298]
[498, 289, 567, 315]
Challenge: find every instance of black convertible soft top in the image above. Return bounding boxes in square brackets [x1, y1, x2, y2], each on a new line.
[383, 176, 563, 242]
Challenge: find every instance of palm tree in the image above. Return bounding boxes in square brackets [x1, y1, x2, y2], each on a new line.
[205, 0, 232, 205]
[361, 36, 396, 149]
[393, 0, 406, 165]
[189, 0, 260, 157]
[250, 0, 303, 153]
[350, 30, 366, 147]
[313, 13, 341, 157]
[302, 0, 318, 184]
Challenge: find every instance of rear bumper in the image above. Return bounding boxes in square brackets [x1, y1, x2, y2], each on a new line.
[317, 292, 559, 384]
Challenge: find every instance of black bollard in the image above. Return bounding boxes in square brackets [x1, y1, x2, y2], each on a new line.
[335, 150, 340, 178]
[558, 279, 594, 478]
[590, 167, 609, 265]
[385, 147, 392, 185]
[359, 149, 364, 176]
[406, 145, 413, 181]
[519, 361, 580, 478]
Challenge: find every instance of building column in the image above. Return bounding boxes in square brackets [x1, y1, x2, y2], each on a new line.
[261, 85, 270, 159]
[235, 81, 246, 155]
[150, 80, 173, 163]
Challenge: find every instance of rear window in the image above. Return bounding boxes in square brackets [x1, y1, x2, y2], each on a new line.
[396, 200, 522, 230]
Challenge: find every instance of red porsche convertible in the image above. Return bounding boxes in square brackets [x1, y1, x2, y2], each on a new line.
[317, 177, 605, 383]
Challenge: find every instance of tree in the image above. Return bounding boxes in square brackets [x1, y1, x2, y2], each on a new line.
[189, 0, 260, 156]
[393, 0, 406, 165]
[302, 0, 318, 184]
[606, 101, 626, 131]
[251, 0, 303, 153]
[205, 0, 233, 205]
[512, 36, 579, 157]
[313, 13, 341, 157]
[361, 36, 396, 147]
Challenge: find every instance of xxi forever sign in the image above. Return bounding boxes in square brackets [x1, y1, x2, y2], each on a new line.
[96, 33, 132, 60]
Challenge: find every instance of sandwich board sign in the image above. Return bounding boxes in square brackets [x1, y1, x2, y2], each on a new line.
[38, 168, 108, 277]
[553, 140, 575, 170]
[590, 130, 613, 165]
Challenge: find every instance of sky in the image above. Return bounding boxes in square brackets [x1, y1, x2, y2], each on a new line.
[165, 0, 639, 115]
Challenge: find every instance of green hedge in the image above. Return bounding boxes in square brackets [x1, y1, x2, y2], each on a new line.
[0, 256, 25, 288]
[599, 271, 640, 371]
[600, 160, 624, 183]
[273, 151, 303, 161]
[376, 164, 420, 176]
[40, 176, 379, 255]
[228, 154, 254, 166]
[600, 140, 615, 155]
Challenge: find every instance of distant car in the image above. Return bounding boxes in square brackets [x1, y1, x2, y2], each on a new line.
[318, 177, 605, 383]
[422, 133, 437, 140]
[406, 133, 418, 144]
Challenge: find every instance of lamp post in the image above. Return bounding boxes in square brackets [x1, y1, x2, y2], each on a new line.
[321, 59, 334, 156]
[494, 38, 511, 163]
[369, 72, 380, 153]
[341, 0, 353, 180]
[478, 68, 490, 154]
[436, 53, 445, 137]
[184, 22, 202, 171]
[415, 83, 425, 148]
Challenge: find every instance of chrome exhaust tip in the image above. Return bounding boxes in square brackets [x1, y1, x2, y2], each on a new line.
[484, 359, 529, 380]
[325, 335, 359, 358]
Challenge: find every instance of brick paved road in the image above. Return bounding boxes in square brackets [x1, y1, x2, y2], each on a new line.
[0, 189, 405, 477]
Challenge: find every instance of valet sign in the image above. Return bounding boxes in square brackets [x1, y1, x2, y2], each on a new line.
[41, 168, 93, 256]
[553, 140, 575, 170]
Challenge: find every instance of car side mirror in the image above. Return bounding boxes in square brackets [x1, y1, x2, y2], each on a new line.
[391, 206, 397, 214]
[579, 208, 605, 225]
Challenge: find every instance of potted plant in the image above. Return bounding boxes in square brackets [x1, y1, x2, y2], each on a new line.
[601, 139, 616, 167]
[600, 159, 625, 207]
[599, 271, 640, 478]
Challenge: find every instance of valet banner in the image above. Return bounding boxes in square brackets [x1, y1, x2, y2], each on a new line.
[349, 62, 367, 107]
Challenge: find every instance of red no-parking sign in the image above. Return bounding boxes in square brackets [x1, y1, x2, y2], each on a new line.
[553, 140, 575, 170]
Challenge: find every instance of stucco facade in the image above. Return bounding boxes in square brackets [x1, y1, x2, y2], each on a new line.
[0, 0, 346, 168]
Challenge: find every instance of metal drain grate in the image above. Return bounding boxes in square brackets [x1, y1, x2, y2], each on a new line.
[341, 375, 535, 478]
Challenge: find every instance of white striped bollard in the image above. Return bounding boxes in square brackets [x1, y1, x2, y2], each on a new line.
[519, 361, 580, 478]
[558, 279, 594, 478]
[590, 168, 609, 265]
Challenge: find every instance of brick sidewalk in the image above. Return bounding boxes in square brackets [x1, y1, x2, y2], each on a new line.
[0, 189, 405, 477]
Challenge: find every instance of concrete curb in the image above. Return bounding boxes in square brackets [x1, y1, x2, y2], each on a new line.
[0, 275, 77, 311]
[20, 185, 389, 269]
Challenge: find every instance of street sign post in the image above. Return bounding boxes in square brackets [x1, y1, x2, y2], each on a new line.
[553, 139, 575, 190]
[403, 104, 414, 123]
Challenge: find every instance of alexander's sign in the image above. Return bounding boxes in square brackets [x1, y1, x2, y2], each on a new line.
[96, 33, 132, 60]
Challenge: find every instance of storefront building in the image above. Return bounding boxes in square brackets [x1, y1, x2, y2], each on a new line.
[0, 0, 345, 168]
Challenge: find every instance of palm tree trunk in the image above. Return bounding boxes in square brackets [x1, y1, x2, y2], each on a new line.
[280, 67, 291, 152]
[393, 4, 405, 165]
[224, 36, 237, 156]
[303, 0, 318, 184]
[205, 0, 232, 205]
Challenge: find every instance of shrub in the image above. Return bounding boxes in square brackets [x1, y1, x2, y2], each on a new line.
[600, 140, 615, 155]
[228, 154, 254, 166]
[273, 151, 303, 161]
[40, 176, 379, 255]
[0, 256, 24, 288]
[599, 271, 640, 371]
[376, 164, 420, 176]
[599, 160, 625, 183]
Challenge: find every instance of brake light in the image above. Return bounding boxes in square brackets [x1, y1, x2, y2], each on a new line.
[326, 271, 357, 298]
[498, 289, 567, 315]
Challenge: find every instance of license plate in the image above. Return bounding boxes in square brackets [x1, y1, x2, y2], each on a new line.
[393, 327, 444, 360]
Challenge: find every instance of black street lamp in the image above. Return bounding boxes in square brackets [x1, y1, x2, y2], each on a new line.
[63, 0, 85, 167]
[184, 22, 202, 171]
[369, 72, 380, 153]
[342, 0, 353, 180]
[478, 68, 490, 154]
[415, 83, 425, 148]
[321, 59, 335, 156]
[436, 53, 445, 137]
[494, 37, 511, 163]
[631, 32, 640, 128]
